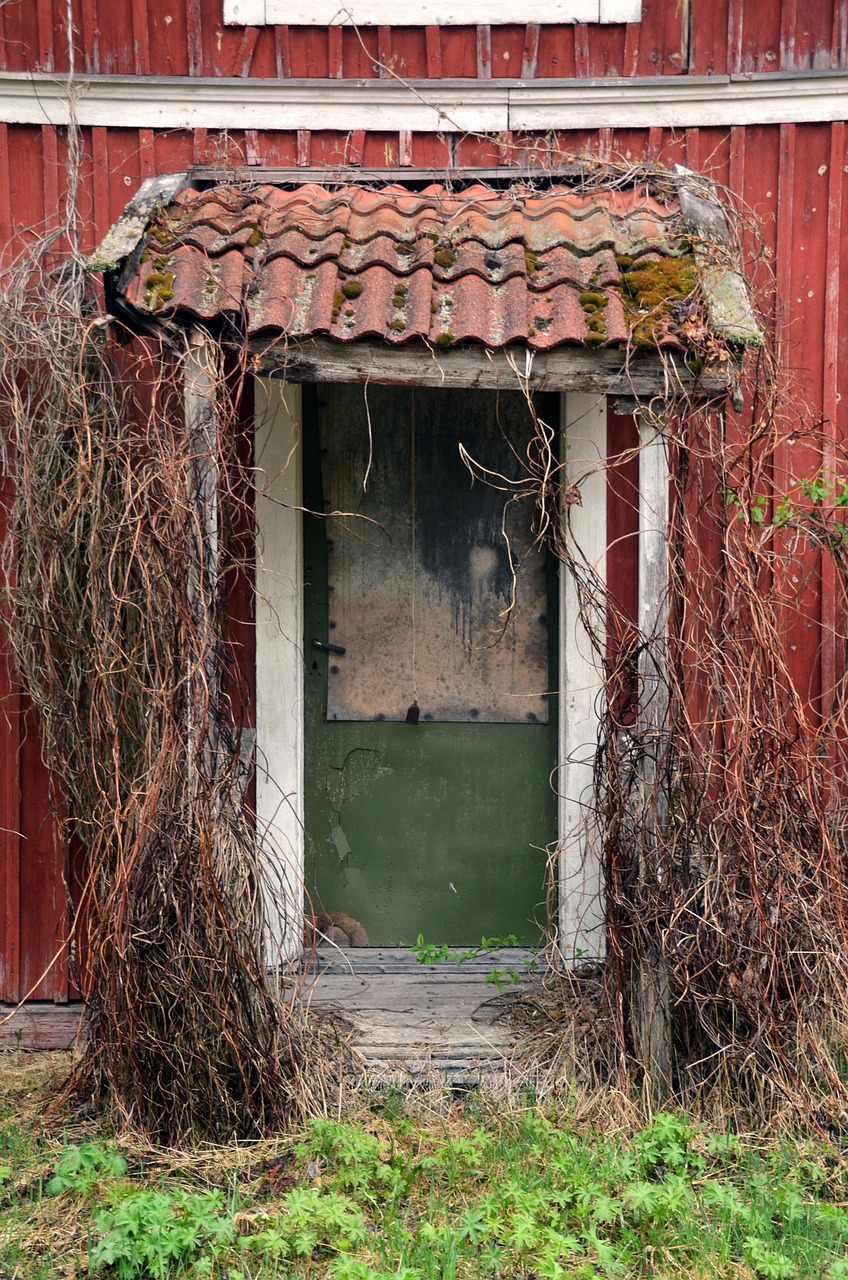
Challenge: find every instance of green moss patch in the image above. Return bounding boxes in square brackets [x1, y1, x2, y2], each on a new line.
[144, 271, 175, 309]
[619, 254, 699, 348]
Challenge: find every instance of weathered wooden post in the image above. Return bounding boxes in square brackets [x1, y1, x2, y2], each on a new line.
[631, 411, 673, 1105]
[184, 327, 221, 790]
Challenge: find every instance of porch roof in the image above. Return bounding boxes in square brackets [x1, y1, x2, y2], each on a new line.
[92, 170, 763, 360]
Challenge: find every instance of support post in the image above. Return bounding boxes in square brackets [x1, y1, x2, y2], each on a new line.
[254, 378, 304, 966]
[559, 393, 607, 962]
[184, 328, 221, 790]
[632, 412, 672, 1105]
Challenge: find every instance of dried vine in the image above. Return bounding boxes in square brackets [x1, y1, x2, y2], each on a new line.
[0, 241, 342, 1142]
[527, 269, 848, 1120]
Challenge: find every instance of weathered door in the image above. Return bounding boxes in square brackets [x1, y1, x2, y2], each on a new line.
[303, 384, 558, 946]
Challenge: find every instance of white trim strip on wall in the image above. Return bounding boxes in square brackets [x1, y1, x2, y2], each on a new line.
[225, 0, 641, 26]
[255, 378, 304, 965]
[3, 71, 848, 133]
[559, 393, 607, 962]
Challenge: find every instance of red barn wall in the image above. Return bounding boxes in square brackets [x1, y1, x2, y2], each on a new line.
[2, 0, 846, 77]
[1, 0, 846, 1007]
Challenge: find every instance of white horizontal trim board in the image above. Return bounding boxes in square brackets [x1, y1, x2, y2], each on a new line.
[3, 71, 848, 132]
[224, 0, 640, 25]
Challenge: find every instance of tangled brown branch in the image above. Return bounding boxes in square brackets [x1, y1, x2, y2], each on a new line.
[0, 241, 344, 1142]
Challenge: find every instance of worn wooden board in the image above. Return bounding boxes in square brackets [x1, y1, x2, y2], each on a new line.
[302, 947, 539, 1074]
[0, 1003, 84, 1050]
[260, 339, 733, 398]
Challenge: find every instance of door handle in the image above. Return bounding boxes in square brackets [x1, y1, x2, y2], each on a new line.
[312, 639, 347, 656]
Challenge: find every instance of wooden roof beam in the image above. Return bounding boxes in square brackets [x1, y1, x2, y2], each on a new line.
[252, 336, 735, 399]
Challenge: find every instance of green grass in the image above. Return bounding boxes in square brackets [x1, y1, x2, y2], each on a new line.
[2, 1059, 848, 1279]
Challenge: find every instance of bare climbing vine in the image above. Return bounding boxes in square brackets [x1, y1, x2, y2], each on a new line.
[0, 235, 347, 1142]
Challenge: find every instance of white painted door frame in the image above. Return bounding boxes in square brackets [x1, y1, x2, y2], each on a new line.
[254, 377, 607, 961]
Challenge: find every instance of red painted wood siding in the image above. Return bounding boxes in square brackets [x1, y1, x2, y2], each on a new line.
[0, 475, 71, 1004]
[3, 0, 847, 78]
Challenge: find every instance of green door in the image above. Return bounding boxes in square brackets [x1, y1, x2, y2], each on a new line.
[303, 384, 558, 946]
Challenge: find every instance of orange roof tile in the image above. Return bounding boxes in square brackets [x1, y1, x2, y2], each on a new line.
[116, 181, 724, 353]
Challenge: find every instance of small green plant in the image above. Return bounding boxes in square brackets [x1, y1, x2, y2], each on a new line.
[411, 934, 535, 992]
[91, 1187, 235, 1279]
[47, 1141, 128, 1196]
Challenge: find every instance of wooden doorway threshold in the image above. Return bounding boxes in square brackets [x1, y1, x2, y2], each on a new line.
[301, 947, 539, 1082]
[3, 948, 544, 1079]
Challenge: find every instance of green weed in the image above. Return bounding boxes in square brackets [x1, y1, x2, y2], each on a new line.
[3, 1105, 848, 1278]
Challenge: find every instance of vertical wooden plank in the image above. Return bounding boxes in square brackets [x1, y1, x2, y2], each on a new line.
[684, 126, 700, 174]
[80, 0, 99, 72]
[775, 123, 795, 403]
[647, 126, 664, 159]
[574, 23, 590, 75]
[688, 0, 729, 75]
[409, 134, 452, 169]
[234, 26, 262, 76]
[91, 125, 110, 244]
[585, 20, 627, 77]
[833, 0, 848, 68]
[398, 130, 413, 167]
[245, 130, 261, 164]
[521, 23, 540, 78]
[346, 131, 366, 165]
[192, 127, 208, 166]
[0, 2, 27, 72]
[728, 123, 746, 199]
[53, 0, 81, 71]
[377, 26, 392, 76]
[727, 0, 744, 73]
[255, 379, 304, 963]
[821, 121, 844, 718]
[0, 124, 11, 265]
[0, 475, 21, 1003]
[139, 129, 155, 180]
[425, 26, 443, 77]
[773, 119, 796, 605]
[328, 26, 344, 78]
[773, 122, 822, 707]
[559, 392, 607, 964]
[490, 23, 523, 74]
[37, 0, 55, 72]
[297, 130, 311, 167]
[41, 126, 60, 238]
[440, 27, 478, 77]
[497, 131, 515, 165]
[634, 413, 671, 1103]
[131, 0, 150, 75]
[476, 24, 492, 78]
[780, 0, 798, 70]
[275, 26, 292, 77]
[622, 21, 640, 76]
[147, 2, 190, 76]
[186, 0, 203, 76]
